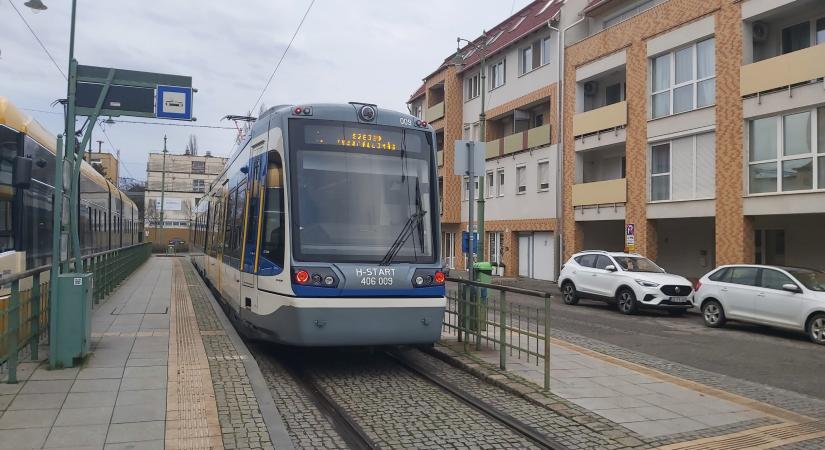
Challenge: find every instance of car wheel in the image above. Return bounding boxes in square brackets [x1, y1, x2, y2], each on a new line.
[561, 282, 579, 305]
[807, 313, 825, 345]
[702, 300, 726, 328]
[617, 288, 638, 315]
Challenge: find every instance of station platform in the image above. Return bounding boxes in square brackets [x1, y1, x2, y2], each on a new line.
[0, 256, 292, 450]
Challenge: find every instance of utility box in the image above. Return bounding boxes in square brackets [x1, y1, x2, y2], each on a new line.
[54, 273, 93, 368]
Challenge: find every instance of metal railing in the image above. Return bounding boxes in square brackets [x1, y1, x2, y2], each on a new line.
[0, 242, 151, 383]
[443, 277, 552, 390]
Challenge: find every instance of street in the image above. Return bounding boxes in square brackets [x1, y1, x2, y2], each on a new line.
[450, 279, 825, 401]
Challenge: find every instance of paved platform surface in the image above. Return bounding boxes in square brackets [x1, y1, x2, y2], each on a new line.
[0, 256, 290, 450]
[440, 328, 825, 449]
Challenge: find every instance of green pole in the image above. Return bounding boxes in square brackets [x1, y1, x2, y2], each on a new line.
[159, 135, 168, 247]
[476, 39, 487, 269]
[49, 134, 64, 369]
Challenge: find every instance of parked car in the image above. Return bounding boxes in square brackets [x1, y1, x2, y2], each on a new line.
[558, 251, 694, 315]
[695, 265, 825, 345]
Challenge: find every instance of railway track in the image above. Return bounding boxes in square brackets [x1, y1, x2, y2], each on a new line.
[266, 346, 568, 450]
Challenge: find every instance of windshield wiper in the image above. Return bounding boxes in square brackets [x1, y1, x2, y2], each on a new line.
[380, 180, 426, 266]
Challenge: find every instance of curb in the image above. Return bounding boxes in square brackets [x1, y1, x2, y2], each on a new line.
[188, 260, 296, 450]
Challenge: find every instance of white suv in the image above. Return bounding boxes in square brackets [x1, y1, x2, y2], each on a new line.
[558, 251, 694, 315]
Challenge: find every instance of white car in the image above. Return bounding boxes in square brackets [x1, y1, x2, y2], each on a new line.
[695, 265, 825, 345]
[558, 251, 694, 315]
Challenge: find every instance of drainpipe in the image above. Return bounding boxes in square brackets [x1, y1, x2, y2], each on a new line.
[548, 13, 585, 281]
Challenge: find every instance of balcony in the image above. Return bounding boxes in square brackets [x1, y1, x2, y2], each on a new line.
[572, 178, 627, 207]
[572, 101, 627, 137]
[503, 133, 524, 155]
[426, 102, 444, 122]
[741, 43, 825, 96]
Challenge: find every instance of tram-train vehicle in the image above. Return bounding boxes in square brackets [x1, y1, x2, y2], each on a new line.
[0, 97, 141, 279]
[190, 103, 445, 346]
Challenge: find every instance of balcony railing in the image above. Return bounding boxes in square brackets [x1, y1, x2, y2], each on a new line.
[741, 43, 825, 96]
[426, 102, 445, 122]
[503, 133, 524, 155]
[572, 101, 627, 137]
[485, 139, 501, 159]
[527, 123, 551, 148]
[572, 178, 627, 207]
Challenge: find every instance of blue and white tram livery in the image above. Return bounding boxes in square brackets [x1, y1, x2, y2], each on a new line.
[191, 103, 445, 346]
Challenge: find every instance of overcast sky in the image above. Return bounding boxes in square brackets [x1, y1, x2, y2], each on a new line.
[1, 0, 531, 181]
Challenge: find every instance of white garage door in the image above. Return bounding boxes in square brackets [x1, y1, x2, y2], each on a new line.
[533, 232, 555, 281]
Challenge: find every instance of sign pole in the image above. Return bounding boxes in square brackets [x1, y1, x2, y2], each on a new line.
[467, 142, 475, 281]
[159, 135, 168, 247]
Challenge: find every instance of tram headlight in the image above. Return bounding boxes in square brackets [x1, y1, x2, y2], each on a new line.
[323, 276, 335, 286]
[311, 273, 322, 284]
[434, 271, 445, 284]
[295, 270, 310, 284]
[293, 267, 339, 288]
[415, 276, 425, 286]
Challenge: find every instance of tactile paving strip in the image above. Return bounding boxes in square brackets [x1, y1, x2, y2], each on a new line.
[165, 260, 223, 449]
[656, 420, 825, 450]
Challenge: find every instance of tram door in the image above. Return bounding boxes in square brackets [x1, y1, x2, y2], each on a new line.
[240, 145, 266, 312]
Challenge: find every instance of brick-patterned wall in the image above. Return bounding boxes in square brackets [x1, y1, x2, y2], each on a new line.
[562, 0, 743, 261]
[429, 66, 465, 225]
[485, 83, 559, 144]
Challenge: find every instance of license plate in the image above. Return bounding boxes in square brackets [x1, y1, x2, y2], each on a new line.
[670, 297, 689, 303]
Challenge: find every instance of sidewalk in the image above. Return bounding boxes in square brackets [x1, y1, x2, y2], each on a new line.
[438, 330, 825, 449]
[0, 256, 291, 450]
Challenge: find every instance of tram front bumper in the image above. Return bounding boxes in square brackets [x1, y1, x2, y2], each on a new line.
[246, 299, 445, 347]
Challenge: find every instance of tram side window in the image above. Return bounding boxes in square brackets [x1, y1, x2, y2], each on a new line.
[260, 151, 285, 272]
[234, 182, 246, 260]
[224, 189, 236, 258]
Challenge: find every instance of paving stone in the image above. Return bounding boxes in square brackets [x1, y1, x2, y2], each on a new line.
[28, 367, 80, 381]
[77, 367, 125, 380]
[63, 391, 117, 409]
[111, 403, 166, 423]
[0, 426, 50, 449]
[44, 424, 108, 448]
[8, 393, 66, 410]
[106, 421, 165, 443]
[54, 406, 115, 427]
[71, 378, 121, 393]
[0, 408, 59, 429]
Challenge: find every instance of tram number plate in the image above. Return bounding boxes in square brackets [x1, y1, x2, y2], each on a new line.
[355, 268, 395, 287]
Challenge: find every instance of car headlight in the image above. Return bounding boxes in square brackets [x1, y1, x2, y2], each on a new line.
[635, 279, 660, 288]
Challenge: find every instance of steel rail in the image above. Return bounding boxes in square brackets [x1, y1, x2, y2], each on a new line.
[386, 350, 569, 450]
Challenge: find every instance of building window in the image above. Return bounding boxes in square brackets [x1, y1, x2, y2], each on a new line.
[605, 83, 624, 105]
[192, 179, 205, 193]
[648, 133, 715, 202]
[489, 59, 505, 90]
[651, 38, 716, 119]
[463, 176, 470, 201]
[542, 37, 552, 65]
[497, 168, 505, 197]
[650, 144, 671, 201]
[520, 37, 551, 76]
[463, 125, 471, 140]
[537, 160, 550, 191]
[414, 104, 423, 119]
[438, 177, 443, 214]
[486, 171, 494, 198]
[191, 160, 206, 174]
[749, 108, 824, 194]
[534, 113, 544, 128]
[466, 72, 480, 100]
[520, 45, 533, 75]
[516, 165, 527, 194]
[603, 0, 656, 29]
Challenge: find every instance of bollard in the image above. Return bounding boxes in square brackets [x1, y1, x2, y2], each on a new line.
[499, 290, 507, 370]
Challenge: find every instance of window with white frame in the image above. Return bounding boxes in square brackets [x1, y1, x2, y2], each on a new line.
[192, 179, 205, 193]
[648, 132, 716, 202]
[603, 0, 656, 29]
[463, 176, 470, 200]
[516, 165, 527, 194]
[414, 104, 423, 119]
[537, 160, 550, 191]
[651, 38, 715, 119]
[748, 108, 825, 194]
[486, 171, 495, 198]
[497, 168, 505, 197]
[519, 37, 549, 75]
[463, 125, 471, 140]
[542, 37, 551, 65]
[490, 59, 505, 89]
[466, 72, 480, 100]
[191, 160, 206, 174]
[438, 177, 443, 215]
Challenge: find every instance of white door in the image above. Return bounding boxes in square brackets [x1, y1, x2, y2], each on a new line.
[443, 232, 455, 269]
[532, 232, 555, 281]
[489, 233, 504, 276]
[518, 235, 531, 278]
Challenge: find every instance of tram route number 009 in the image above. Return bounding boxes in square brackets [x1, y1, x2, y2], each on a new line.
[356, 267, 395, 286]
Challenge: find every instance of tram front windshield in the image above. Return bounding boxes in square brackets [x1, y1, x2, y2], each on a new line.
[0, 126, 16, 253]
[290, 120, 435, 264]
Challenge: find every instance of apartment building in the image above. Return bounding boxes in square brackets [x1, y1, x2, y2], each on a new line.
[563, 0, 825, 278]
[408, 0, 565, 280]
[144, 152, 227, 248]
[84, 151, 119, 185]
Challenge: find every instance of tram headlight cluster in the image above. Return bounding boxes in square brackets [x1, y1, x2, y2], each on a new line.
[293, 267, 339, 288]
[412, 269, 445, 288]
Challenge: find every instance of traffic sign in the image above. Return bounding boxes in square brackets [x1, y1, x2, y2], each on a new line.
[461, 231, 478, 254]
[156, 85, 193, 120]
[453, 140, 485, 177]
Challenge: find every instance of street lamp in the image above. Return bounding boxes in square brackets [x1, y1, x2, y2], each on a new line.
[23, 0, 46, 11]
[454, 33, 488, 274]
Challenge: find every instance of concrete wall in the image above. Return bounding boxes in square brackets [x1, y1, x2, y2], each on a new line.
[655, 217, 716, 279]
[580, 220, 625, 252]
[752, 214, 825, 270]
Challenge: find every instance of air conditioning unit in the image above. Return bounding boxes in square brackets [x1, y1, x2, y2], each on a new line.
[583, 81, 599, 96]
[752, 22, 769, 42]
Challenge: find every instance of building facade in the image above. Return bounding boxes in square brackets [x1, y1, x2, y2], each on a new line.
[409, 0, 565, 280]
[84, 151, 119, 185]
[144, 152, 227, 249]
[563, 0, 825, 278]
